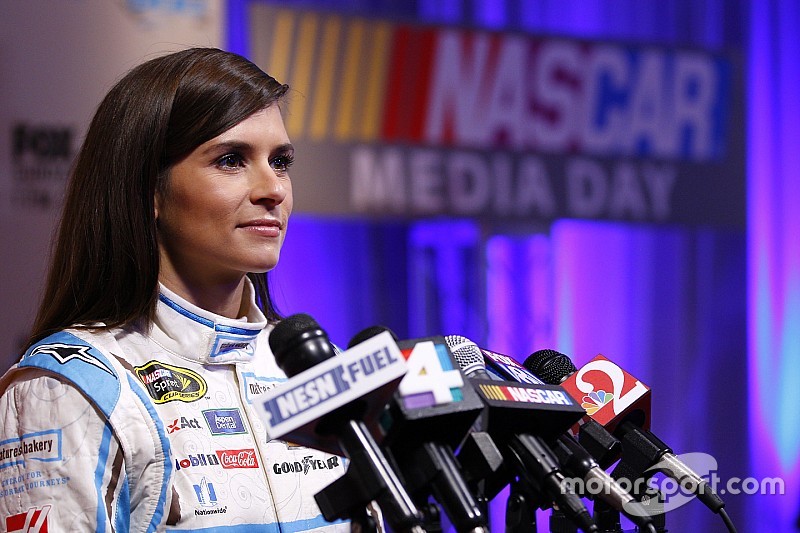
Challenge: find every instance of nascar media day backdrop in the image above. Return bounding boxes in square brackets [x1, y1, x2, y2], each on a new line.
[0, 0, 223, 370]
[247, 4, 744, 229]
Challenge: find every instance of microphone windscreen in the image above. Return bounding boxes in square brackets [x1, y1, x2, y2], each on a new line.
[348, 325, 398, 349]
[269, 313, 320, 355]
[268, 313, 332, 376]
[443, 335, 486, 378]
[524, 348, 577, 384]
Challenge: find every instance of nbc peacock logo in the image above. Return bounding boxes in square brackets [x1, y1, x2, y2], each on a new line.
[581, 390, 613, 415]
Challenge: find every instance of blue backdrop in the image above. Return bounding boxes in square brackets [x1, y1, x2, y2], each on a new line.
[228, 1, 798, 531]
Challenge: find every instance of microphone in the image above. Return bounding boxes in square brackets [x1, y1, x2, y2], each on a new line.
[446, 335, 544, 384]
[263, 314, 425, 533]
[348, 325, 399, 348]
[447, 336, 623, 469]
[448, 338, 654, 531]
[444, 336, 598, 532]
[525, 350, 728, 517]
[374, 331, 490, 533]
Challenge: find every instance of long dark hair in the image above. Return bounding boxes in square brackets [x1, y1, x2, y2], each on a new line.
[27, 47, 289, 347]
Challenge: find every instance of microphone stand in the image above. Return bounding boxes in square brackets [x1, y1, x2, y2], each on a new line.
[314, 418, 425, 533]
[505, 478, 539, 533]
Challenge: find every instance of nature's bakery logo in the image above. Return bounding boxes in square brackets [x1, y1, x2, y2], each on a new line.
[134, 361, 207, 403]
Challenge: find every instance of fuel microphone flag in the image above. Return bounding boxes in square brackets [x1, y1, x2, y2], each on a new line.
[255, 331, 407, 443]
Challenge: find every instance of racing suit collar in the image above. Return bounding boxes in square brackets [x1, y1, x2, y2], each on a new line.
[152, 280, 269, 364]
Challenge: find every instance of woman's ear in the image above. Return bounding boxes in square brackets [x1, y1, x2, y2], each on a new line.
[154, 191, 161, 222]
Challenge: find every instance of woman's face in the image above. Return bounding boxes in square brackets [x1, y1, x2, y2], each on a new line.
[156, 106, 294, 290]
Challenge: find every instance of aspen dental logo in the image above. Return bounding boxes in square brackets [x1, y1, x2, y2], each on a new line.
[581, 390, 613, 415]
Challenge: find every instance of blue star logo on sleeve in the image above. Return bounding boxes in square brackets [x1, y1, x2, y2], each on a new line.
[21, 332, 121, 418]
[27, 343, 115, 375]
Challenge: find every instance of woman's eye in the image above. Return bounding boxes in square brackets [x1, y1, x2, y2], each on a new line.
[217, 153, 245, 169]
[271, 153, 295, 173]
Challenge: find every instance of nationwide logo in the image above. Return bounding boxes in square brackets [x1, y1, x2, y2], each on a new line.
[134, 361, 207, 404]
[203, 409, 246, 436]
[27, 343, 114, 375]
[5, 505, 50, 532]
[167, 417, 202, 434]
[272, 455, 341, 475]
[216, 449, 259, 469]
[174, 452, 220, 471]
[192, 477, 218, 508]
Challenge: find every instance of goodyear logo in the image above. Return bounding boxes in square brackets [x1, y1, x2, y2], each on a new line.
[134, 361, 207, 404]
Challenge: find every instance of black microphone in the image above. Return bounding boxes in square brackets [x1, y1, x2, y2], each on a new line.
[267, 314, 425, 533]
[348, 325, 399, 348]
[525, 349, 729, 518]
[443, 336, 598, 533]
[362, 330, 490, 533]
[448, 337, 654, 531]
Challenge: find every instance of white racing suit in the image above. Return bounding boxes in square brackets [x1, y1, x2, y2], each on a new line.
[0, 282, 351, 532]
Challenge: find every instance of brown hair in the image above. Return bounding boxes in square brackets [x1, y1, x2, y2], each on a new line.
[28, 47, 289, 347]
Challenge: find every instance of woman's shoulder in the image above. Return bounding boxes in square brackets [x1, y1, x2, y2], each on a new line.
[5, 329, 123, 419]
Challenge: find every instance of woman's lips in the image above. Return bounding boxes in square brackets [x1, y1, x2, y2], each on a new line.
[239, 219, 282, 237]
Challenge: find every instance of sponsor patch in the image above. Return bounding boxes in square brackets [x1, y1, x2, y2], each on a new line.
[216, 449, 258, 469]
[272, 455, 341, 475]
[210, 334, 256, 358]
[26, 343, 114, 375]
[241, 373, 284, 405]
[134, 361, 207, 404]
[0, 430, 61, 469]
[174, 453, 219, 471]
[192, 476, 218, 507]
[202, 409, 246, 436]
[167, 417, 202, 434]
[5, 505, 50, 532]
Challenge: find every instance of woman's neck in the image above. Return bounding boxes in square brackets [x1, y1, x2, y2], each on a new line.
[158, 274, 248, 319]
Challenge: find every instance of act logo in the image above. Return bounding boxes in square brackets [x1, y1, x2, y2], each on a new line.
[5, 505, 50, 532]
[167, 417, 201, 434]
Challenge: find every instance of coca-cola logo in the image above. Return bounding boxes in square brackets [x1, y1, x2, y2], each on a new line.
[215, 449, 259, 469]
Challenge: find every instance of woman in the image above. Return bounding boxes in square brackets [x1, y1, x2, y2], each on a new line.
[0, 47, 350, 532]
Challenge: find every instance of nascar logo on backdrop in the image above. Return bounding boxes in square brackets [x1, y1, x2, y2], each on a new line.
[249, 5, 743, 227]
